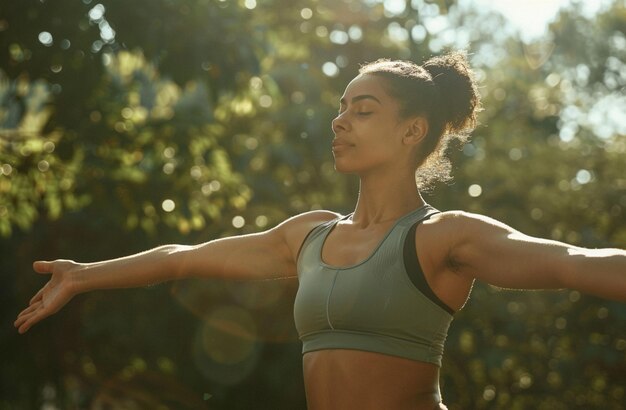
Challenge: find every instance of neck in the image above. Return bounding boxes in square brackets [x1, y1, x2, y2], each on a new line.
[351, 169, 425, 226]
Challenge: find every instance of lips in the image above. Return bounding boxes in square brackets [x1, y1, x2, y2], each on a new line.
[332, 139, 353, 152]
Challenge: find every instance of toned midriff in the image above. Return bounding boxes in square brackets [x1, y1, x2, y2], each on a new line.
[303, 349, 444, 410]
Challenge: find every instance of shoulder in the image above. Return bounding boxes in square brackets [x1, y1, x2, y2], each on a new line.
[418, 210, 469, 235]
[278, 210, 342, 232]
[417, 210, 514, 252]
[424, 210, 508, 231]
[422, 210, 529, 269]
[283, 209, 342, 224]
[274, 210, 342, 252]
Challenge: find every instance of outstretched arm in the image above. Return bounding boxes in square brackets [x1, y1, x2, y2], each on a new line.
[445, 212, 626, 302]
[14, 210, 338, 334]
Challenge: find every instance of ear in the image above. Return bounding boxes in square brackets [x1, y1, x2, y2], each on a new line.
[402, 117, 428, 145]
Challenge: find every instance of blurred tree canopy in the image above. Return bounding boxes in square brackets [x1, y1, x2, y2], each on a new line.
[1, 0, 625, 409]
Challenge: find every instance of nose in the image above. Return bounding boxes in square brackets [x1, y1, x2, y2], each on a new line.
[331, 111, 349, 134]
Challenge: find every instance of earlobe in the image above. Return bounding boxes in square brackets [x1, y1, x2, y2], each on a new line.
[403, 117, 428, 145]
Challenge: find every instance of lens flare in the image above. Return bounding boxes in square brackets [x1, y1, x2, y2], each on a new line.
[192, 315, 259, 385]
[171, 278, 300, 343]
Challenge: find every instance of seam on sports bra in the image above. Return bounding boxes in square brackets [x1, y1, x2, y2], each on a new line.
[325, 270, 339, 330]
[429, 321, 449, 357]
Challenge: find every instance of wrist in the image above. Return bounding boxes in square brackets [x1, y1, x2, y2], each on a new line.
[69, 262, 91, 295]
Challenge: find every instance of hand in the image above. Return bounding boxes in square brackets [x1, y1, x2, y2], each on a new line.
[14, 260, 81, 334]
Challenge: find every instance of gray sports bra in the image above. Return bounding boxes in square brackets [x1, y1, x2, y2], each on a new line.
[293, 205, 454, 366]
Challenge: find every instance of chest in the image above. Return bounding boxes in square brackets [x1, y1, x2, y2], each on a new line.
[294, 220, 446, 335]
[320, 222, 394, 268]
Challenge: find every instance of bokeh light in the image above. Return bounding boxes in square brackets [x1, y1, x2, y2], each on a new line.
[161, 199, 175, 212]
[468, 184, 482, 197]
[38, 31, 53, 46]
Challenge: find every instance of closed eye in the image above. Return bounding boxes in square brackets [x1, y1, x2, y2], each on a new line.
[336, 106, 373, 116]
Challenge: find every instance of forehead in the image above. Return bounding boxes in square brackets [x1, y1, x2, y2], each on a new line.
[341, 74, 392, 102]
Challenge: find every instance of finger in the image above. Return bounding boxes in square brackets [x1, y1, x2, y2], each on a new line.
[15, 306, 42, 330]
[16, 301, 41, 320]
[18, 309, 49, 334]
[14, 312, 29, 329]
[33, 261, 53, 274]
[29, 287, 45, 305]
[28, 286, 45, 305]
[18, 317, 35, 334]
[15, 307, 38, 329]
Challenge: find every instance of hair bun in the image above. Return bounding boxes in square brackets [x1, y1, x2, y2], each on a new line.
[423, 51, 481, 134]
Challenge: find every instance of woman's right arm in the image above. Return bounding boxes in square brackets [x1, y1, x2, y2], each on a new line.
[14, 210, 338, 334]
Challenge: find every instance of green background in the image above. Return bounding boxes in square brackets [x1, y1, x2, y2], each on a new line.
[1, 0, 625, 408]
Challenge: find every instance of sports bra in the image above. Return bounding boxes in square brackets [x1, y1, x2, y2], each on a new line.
[293, 205, 454, 366]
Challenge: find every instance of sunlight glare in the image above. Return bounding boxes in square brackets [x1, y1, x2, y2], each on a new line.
[384, 0, 406, 16]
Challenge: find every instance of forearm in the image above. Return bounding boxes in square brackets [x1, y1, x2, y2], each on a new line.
[72, 244, 193, 293]
[563, 248, 626, 302]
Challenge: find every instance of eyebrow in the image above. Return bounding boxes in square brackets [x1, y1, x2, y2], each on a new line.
[339, 94, 382, 105]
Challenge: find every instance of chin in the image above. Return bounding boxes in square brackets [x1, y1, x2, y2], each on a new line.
[333, 159, 349, 173]
[333, 162, 359, 175]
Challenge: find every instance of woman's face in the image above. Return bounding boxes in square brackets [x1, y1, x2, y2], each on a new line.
[331, 74, 417, 175]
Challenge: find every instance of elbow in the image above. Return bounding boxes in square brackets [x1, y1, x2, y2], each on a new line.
[554, 253, 583, 291]
[159, 244, 195, 280]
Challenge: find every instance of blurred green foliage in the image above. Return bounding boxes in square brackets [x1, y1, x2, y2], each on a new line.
[1, 0, 625, 409]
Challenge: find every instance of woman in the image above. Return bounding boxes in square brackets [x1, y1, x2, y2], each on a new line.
[15, 51, 626, 410]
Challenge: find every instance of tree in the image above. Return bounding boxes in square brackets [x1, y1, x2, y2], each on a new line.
[1, 0, 624, 408]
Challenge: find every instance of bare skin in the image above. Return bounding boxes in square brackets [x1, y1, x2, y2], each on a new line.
[15, 73, 626, 409]
[303, 350, 443, 410]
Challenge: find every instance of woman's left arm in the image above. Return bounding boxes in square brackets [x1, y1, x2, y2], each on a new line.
[446, 211, 626, 302]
